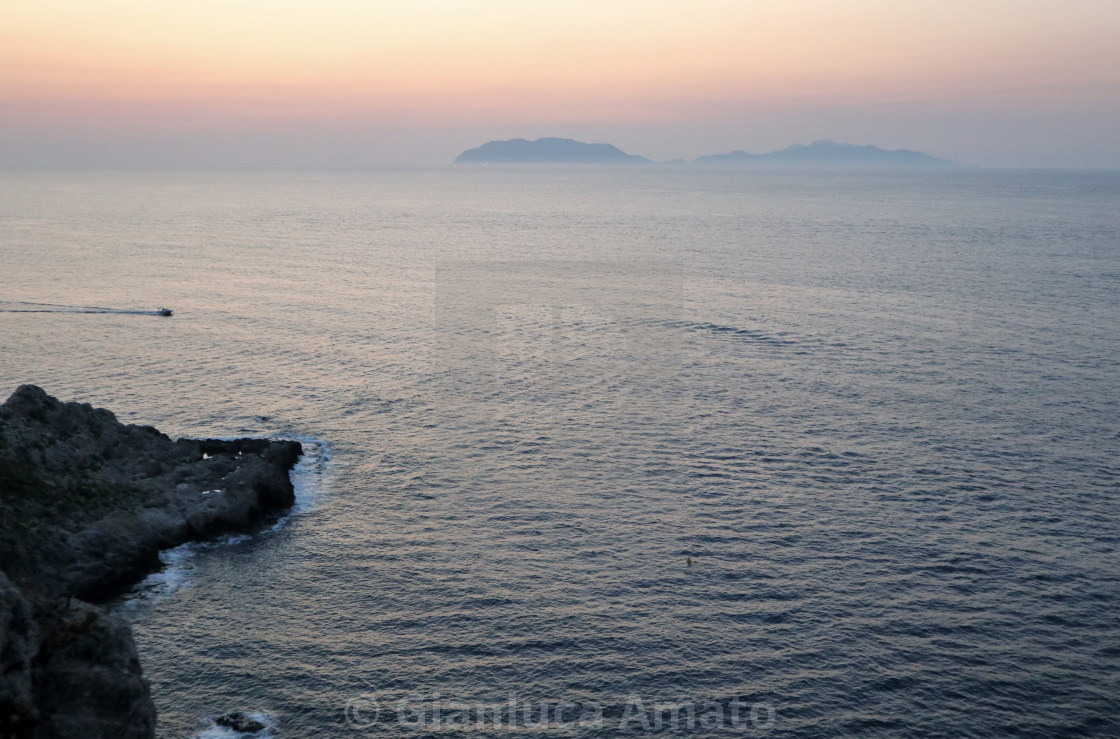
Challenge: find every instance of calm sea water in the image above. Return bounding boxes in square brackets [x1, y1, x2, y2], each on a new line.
[1, 167, 1118, 737]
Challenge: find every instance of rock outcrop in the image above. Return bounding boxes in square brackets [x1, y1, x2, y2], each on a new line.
[0, 385, 303, 738]
[214, 711, 268, 733]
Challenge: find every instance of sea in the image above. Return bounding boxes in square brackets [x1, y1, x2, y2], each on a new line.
[0, 166, 1118, 737]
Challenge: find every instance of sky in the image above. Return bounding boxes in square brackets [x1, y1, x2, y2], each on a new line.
[2, 0, 1118, 168]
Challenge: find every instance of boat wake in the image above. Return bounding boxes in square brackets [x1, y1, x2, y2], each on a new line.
[0, 300, 172, 316]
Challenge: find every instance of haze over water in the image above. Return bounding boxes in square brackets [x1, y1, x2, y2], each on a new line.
[1, 166, 1118, 736]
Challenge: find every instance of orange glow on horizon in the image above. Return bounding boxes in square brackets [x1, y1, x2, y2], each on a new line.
[4, 0, 1118, 119]
[1, 0, 1118, 167]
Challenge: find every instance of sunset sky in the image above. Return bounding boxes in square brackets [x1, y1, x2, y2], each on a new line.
[2, 0, 1118, 167]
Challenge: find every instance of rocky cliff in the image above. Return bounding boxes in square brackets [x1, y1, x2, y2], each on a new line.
[0, 385, 302, 738]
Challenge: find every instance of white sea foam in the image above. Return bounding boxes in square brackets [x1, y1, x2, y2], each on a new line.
[119, 438, 330, 608]
[194, 710, 278, 738]
[285, 437, 333, 517]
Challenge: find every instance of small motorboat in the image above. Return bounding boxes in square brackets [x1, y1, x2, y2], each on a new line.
[157, 307, 173, 316]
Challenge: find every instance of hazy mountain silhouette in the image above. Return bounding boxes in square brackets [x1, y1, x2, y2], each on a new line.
[696, 140, 955, 166]
[455, 138, 651, 164]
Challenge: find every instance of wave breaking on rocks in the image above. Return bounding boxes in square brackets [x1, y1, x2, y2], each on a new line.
[0, 385, 303, 739]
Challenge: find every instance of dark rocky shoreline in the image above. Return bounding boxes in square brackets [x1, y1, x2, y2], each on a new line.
[0, 385, 303, 738]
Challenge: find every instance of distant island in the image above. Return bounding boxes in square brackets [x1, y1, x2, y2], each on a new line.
[454, 138, 651, 164]
[695, 139, 956, 166]
[454, 137, 957, 167]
